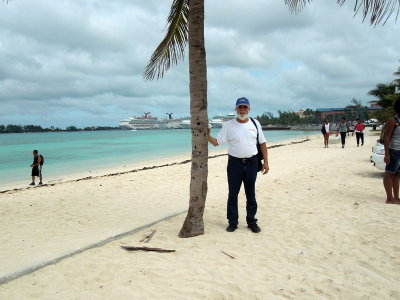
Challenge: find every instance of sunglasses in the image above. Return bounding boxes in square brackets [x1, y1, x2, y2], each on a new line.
[237, 105, 249, 109]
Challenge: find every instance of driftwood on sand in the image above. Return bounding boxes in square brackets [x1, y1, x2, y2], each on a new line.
[221, 250, 236, 259]
[121, 246, 175, 253]
[139, 229, 156, 243]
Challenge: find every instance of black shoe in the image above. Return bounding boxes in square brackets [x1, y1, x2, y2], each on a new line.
[39, 182, 43, 185]
[29, 182, 35, 186]
[248, 223, 261, 233]
[226, 224, 237, 232]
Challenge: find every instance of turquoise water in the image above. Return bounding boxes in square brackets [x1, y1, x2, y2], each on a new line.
[0, 129, 318, 186]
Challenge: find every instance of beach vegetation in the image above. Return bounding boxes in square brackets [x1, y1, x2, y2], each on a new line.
[257, 110, 313, 126]
[256, 100, 371, 126]
[0, 124, 120, 134]
[368, 64, 400, 123]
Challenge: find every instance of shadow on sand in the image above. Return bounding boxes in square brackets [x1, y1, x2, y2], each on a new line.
[356, 169, 384, 179]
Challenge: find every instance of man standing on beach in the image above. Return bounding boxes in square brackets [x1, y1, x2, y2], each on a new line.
[30, 150, 43, 186]
[207, 97, 269, 233]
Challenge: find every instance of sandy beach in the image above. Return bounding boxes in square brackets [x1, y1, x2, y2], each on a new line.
[1, 130, 400, 299]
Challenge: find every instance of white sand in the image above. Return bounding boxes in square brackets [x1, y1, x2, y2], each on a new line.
[1, 131, 400, 299]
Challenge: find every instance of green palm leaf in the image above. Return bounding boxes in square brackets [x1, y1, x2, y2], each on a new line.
[284, 0, 312, 14]
[144, 0, 189, 80]
[285, 0, 400, 25]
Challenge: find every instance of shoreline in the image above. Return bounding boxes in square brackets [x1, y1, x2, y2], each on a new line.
[0, 135, 316, 193]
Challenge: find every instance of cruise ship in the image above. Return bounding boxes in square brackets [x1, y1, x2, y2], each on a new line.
[159, 113, 183, 129]
[210, 112, 236, 128]
[180, 119, 213, 129]
[119, 113, 159, 130]
[180, 119, 191, 129]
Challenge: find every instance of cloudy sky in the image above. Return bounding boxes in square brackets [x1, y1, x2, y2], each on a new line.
[1, 0, 399, 128]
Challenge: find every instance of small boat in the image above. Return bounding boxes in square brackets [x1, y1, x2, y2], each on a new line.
[261, 126, 291, 130]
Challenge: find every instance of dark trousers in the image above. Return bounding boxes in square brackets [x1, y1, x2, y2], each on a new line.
[227, 155, 258, 226]
[340, 132, 346, 146]
[356, 132, 364, 145]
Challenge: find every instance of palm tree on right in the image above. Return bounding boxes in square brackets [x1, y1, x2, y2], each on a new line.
[369, 64, 400, 123]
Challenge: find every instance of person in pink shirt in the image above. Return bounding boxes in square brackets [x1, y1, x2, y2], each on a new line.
[353, 119, 364, 147]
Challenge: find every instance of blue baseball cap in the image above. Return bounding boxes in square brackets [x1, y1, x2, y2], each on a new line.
[235, 97, 250, 107]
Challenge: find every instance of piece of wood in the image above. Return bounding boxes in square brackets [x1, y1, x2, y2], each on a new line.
[121, 246, 175, 253]
[221, 250, 235, 259]
[139, 229, 156, 243]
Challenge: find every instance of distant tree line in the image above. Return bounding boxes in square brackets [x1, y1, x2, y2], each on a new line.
[256, 99, 370, 126]
[257, 109, 322, 126]
[0, 124, 121, 134]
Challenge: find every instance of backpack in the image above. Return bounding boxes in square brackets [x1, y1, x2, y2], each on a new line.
[249, 118, 263, 172]
[39, 154, 44, 165]
[380, 116, 400, 144]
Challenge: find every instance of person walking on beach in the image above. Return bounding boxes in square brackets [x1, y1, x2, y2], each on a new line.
[353, 119, 365, 146]
[321, 118, 331, 148]
[207, 97, 269, 233]
[30, 150, 43, 186]
[347, 120, 353, 136]
[337, 117, 349, 148]
[383, 98, 400, 205]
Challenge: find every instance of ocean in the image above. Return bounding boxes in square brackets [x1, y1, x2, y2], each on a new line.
[0, 129, 318, 187]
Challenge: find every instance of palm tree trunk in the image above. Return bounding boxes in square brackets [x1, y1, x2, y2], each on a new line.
[179, 0, 208, 238]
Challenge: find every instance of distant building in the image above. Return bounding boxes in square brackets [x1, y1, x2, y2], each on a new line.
[316, 105, 381, 120]
[295, 109, 305, 119]
[316, 108, 346, 120]
[368, 106, 380, 117]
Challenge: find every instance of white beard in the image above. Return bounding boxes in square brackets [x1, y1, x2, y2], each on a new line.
[237, 113, 248, 121]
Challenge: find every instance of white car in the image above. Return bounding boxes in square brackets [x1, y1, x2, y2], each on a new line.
[370, 141, 385, 170]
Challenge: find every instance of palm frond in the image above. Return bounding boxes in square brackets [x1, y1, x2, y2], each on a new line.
[337, 0, 400, 25]
[144, 0, 189, 81]
[284, 0, 313, 14]
[368, 83, 397, 100]
[285, 0, 400, 25]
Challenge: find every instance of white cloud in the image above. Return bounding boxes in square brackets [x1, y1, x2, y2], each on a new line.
[0, 0, 399, 127]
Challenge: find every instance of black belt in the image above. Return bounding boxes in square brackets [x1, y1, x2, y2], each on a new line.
[229, 155, 256, 163]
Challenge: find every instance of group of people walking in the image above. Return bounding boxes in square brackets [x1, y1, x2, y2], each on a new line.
[320, 97, 400, 206]
[321, 118, 365, 148]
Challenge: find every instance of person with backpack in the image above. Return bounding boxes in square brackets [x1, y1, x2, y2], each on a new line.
[383, 98, 400, 205]
[30, 150, 43, 186]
